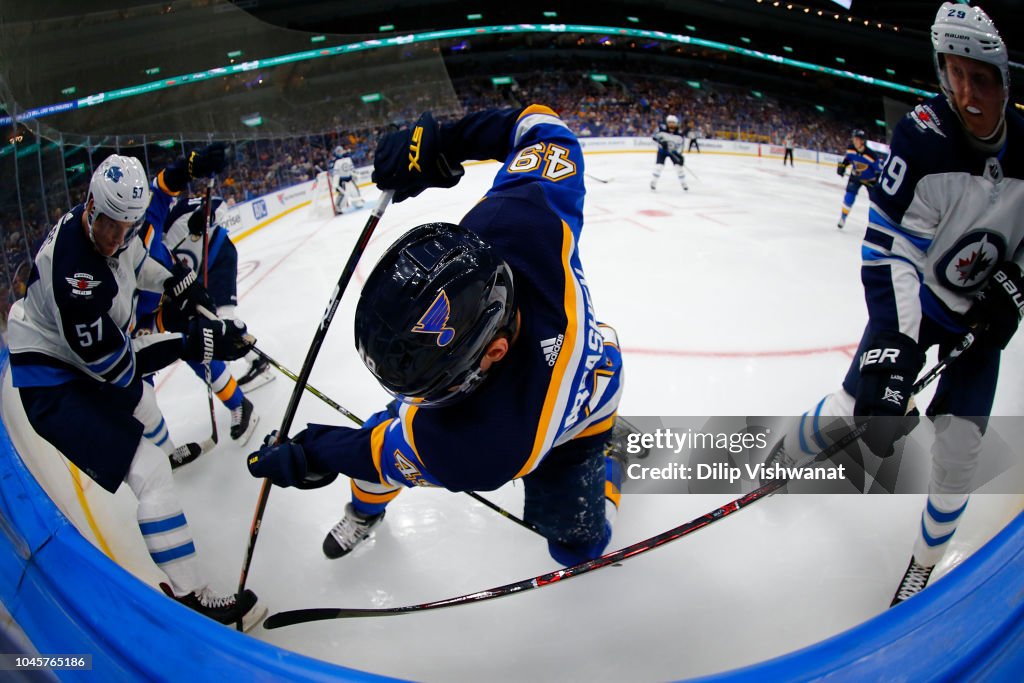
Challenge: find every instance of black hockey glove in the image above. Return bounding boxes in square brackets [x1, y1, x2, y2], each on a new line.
[182, 317, 253, 362]
[967, 261, 1024, 349]
[371, 112, 464, 202]
[247, 431, 338, 489]
[187, 204, 208, 238]
[853, 330, 925, 458]
[669, 150, 684, 166]
[836, 163, 847, 177]
[163, 261, 215, 317]
[163, 142, 229, 192]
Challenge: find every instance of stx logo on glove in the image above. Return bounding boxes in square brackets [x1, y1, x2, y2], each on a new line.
[993, 269, 1024, 320]
[408, 126, 423, 173]
[860, 347, 900, 369]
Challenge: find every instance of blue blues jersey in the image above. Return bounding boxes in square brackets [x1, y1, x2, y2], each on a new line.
[297, 105, 624, 492]
[839, 143, 884, 183]
[862, 96, 1024, 339]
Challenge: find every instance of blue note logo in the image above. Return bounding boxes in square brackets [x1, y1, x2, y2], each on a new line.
[411, 290, 455, 346]
[105, 166, 124, 183]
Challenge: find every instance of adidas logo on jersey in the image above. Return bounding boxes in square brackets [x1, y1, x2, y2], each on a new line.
[540, 334, 564, 367]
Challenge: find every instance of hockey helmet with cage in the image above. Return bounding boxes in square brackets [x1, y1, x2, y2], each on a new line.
[86, 154, 150, 249]
[931, 2, 1009, 109]
[354, 223, 516, 408]
[665, 114, 680, 128]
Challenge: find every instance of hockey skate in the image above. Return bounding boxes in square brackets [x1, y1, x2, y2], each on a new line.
[680, 179, 689, 191]
[650, 179, 657, 191]
[606, 417, 649, 461]
[230, 397, 259, 445]
[161, 583, 267, 631]
[237, 355, 275, 391]
[169, 442, 203, 470]
[890, 558, 935, 607]
[837, 216, 846, 229]
[322, 503, 385, 559]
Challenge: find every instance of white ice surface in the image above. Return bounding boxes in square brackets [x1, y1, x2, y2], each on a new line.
[32, 151, 1024, 681]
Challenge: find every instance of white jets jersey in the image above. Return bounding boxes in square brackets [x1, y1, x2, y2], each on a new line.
[332, 156, 355, 181]
[8, 205, 172, 388]
[862, 96, 1024, 339]
[653, 127, 685, 153]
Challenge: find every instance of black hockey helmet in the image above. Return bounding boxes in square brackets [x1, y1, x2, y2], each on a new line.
[852, 128, 867, 140]
[354, 222, 516, 408]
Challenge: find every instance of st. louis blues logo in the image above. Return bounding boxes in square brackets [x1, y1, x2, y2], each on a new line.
[412, 290, 455, 346]
[65, 272, 101, 297]
[105, 165, 124, 183]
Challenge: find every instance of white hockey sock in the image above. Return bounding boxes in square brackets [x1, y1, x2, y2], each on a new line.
[125, 441, 203, 595]
[135, 382, 174, 456]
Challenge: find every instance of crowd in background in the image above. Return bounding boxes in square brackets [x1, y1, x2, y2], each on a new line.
[1, 68, 874, 329]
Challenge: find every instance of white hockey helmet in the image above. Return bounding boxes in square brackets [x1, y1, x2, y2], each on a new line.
[665, 114, 679, 128]
[334, 145, 348, 158]
[87, 154, 150, 245]
[931, 2, 1009, 106]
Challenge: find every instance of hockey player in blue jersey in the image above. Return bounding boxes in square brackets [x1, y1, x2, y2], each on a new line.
[651, 114, 688, 192]
[835, 129, 884, 229]
[247, 104, 627, 567]
[769, 2, 1022, 607]
[7, 155, 264, 628]
[158, 195, 261, 446]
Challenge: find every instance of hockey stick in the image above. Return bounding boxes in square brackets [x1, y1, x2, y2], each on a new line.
[241, 341, 544, 537]
[262, 334, 973, 628]
[585, 172, 613, 184]
[234, 190, 394, 626]
[200, 180, 219, 450]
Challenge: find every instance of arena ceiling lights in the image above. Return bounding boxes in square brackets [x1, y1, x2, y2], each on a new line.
[0, 22, 938, 128]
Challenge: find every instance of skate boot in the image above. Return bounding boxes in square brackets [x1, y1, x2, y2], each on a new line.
[161, 584, 268, 631]
[322, 503, 386, 559]
[890, 558, 935, 607]
[169, 442, 203, 470]
[237, 356, 274, 391]
[230, 397, 259, 445]
[650, 179, 657, 191]
[680, 178, 689, 191]
[837, 215, 846, 229]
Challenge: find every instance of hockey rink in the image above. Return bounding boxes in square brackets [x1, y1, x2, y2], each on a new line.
[23, 150, 1024, 680]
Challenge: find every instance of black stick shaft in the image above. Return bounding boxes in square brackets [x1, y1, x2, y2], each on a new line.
[235, 190, 393, 601]
[262, 333, 974, 628]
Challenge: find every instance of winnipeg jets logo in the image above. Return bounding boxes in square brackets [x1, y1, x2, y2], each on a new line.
[882, 387, 904, 406]
[936, 231, 1005, 292]
[105, 165, 124, 183]
[411, 290, 455, 346]
[540, 334, 564, 367]
[65, 272, 100, 297]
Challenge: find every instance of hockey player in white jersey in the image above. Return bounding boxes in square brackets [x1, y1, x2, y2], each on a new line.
[651, 114, 688, 191]
[768, 2, 1023, 607]
[330, 146, 364, 213]
[7, 155, 266, 629]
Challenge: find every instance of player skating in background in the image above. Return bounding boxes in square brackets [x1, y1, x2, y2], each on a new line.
[6, 155, 264, 628]
[768, 2, 1022, 607]
[330, 146, 365, 213]
[783, 132, 795, 167]
[651, 114, 688, 191]
[247, 104, 627, 568]
[835, 128, 884, 228]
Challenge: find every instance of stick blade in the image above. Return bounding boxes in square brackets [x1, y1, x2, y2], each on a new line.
[263, 607, 380, 629]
